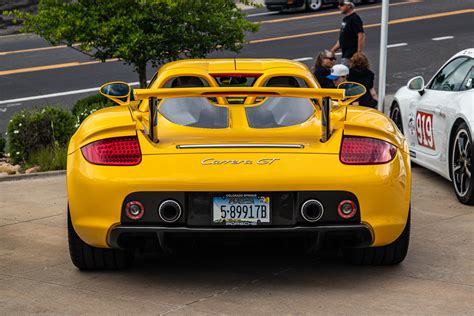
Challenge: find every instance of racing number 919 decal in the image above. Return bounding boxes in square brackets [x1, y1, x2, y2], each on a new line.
[416, 111, 435, 150]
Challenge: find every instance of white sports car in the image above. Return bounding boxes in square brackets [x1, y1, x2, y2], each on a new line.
[390, 48, 473, 205]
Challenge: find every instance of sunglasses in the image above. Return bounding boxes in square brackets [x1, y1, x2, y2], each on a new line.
[324, 57, 337, 61]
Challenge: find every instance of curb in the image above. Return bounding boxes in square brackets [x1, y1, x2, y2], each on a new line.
[0, 170, 65, 182]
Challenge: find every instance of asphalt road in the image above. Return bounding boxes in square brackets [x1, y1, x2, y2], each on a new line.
[1, 0, 474, 132]
[0, 167, 472, 314]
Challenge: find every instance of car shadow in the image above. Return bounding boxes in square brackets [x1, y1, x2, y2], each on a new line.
[109, 239, 405, 292]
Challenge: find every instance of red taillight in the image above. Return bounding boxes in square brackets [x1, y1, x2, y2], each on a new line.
[81, 136, 141, 166]
[340, 136, 396, 165]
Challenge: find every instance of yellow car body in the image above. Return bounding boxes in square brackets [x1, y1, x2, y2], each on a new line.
[67, 59, 411, 269]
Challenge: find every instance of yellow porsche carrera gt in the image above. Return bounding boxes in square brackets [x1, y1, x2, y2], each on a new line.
[67, 59, 411, 270]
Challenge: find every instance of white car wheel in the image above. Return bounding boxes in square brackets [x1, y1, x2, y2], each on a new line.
[390, 102, 404, 134]
[307, 0, 323, 11]
[451, 123, 474, 205]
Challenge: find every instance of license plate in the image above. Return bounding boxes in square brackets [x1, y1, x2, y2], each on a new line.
[213, 194, 270, 226]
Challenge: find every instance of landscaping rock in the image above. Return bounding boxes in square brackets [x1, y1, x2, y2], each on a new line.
[25, 166, 41, 174]
[0, 163, 21, 175]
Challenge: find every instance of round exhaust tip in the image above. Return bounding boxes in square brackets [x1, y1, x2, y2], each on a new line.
[300, 199, 324, 222]
[158, 200, 182, 223]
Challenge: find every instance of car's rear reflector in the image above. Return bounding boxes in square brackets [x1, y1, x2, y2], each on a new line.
[340, 136, 396, 165]
[81, 136, 141, 166]
[338, 200, 357, 219]
[125, 201, 145, 220]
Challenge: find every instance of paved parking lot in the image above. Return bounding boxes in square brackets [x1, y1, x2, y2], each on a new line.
[0, 167, 472, 315]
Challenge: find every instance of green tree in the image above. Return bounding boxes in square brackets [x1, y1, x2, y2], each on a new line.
[6, 0, 259, 87]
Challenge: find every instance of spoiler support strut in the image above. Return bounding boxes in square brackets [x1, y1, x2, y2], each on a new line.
[320, 97, 331, 143]
[149, 97, 158, 143]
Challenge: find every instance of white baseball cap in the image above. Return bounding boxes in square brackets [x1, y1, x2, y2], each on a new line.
[338, 0, 355, 7]
[327, 64, 349, 80]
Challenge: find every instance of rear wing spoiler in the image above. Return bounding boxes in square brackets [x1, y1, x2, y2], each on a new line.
[133, 87, 344, 143]
[100, 81, 367, 143]
[133, 87, 345, 101]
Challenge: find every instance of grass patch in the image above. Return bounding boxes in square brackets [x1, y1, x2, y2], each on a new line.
[28, 146, 68, 171]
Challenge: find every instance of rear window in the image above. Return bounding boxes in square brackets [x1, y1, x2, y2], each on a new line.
[163, 76, 210, 88]
[211, 74, 260, 87]
[246, 97, 315, 128]
[264, 76, 308, 88]
[159, 97, 228, 129]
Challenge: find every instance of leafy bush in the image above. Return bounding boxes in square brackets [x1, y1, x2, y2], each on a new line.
[0, 133, 5, 157]
[72, 94, 113, 125]
[28, 145, 68, 171]
[7, 106, 76, 165]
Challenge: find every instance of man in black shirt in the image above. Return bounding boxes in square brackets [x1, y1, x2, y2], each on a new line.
[331, 0, 365, 66]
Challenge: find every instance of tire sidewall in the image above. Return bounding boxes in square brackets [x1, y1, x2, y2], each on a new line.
[390, 102, 404, 134]
[450, 123, 474, 204]
[307, 0, 323, 11]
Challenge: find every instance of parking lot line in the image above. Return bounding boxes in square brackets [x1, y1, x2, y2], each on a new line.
[0, 82, 140, 105]
[432, 36, 454, 41]
[0, 58, 119, 76]
[246, 11, 279, 18]
[293, 57, 313, 62]
[387, 43, 408, 48]
[0, 43, 81, 56]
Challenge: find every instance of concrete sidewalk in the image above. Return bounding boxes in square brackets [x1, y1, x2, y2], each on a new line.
[0, 168, 473, 314]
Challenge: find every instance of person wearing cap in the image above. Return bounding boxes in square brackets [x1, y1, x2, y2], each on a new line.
[327, 64, 349, 87]
[312, 50, 337, 89]
[331, 0, 366, 67]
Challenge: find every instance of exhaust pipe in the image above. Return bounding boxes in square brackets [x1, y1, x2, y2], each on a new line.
[158, 200, 182, 223]
[300, 199, 324, 222]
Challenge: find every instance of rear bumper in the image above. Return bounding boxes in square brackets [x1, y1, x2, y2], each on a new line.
[67, 150, 411, 248]
[109, 224, 373, 249]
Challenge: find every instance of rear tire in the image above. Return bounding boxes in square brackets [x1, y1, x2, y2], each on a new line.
[68, 210, 134, 270]
[343, 212, 410, 265]
[450, 122, 474, 205]
[306, 0, 323, 11]
[389, 102, 404, 134]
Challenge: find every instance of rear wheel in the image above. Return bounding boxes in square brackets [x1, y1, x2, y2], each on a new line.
[451, 123, 474, 205]
[68, 210, 134, 270]
[343, 212, 410, 265]
[389, 102, 404, 134]
[306, 0, 323, 11]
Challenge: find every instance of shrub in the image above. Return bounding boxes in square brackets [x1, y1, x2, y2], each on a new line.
[7, 106, 76, 165]
[0, 133, 5, 157]
[28, 145, 68, 171]
[72, 94, 113, 125]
